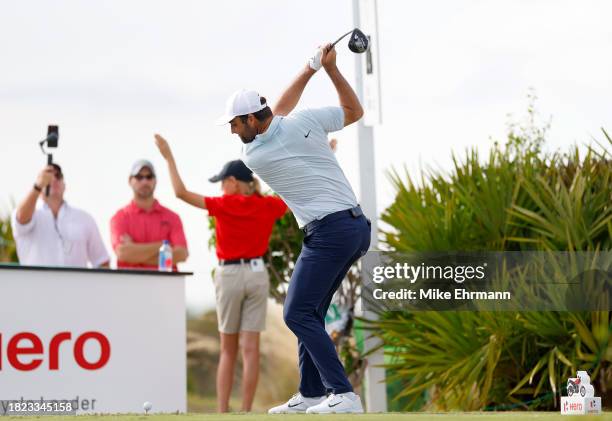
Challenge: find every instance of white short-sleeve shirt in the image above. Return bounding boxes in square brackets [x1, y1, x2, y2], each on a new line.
[11, 201, 110, 267]
[241, 107, 358, 227]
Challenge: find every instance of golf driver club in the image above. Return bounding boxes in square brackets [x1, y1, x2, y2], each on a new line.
[331, 28, 369, 53]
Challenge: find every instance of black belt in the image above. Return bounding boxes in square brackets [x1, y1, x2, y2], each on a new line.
[303, 205, 365, 234]
[219, 257, 262, 266]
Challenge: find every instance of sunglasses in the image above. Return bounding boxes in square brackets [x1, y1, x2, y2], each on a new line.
[133, 174, 155, 181]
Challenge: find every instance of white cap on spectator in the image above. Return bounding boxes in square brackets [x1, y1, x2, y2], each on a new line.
[130, 159, 156, 177]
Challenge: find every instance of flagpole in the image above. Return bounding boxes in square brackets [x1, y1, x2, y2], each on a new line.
[352, 0, 388, 413]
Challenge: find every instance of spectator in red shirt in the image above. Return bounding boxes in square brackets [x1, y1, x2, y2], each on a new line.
[110, 159, 189, 270]
[155, 134, 286, 413]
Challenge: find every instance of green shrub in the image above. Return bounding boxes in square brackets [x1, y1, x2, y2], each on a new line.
[0, 206, 17, 263]
[368, 112, 612, 410]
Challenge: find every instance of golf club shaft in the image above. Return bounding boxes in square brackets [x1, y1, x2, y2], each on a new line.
[331, 29, 353, 48]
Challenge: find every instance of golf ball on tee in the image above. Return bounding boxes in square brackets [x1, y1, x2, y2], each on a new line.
[143, 401, 152, 412]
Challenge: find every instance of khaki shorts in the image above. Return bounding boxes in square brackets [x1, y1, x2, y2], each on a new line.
[213, 262, 269, 334]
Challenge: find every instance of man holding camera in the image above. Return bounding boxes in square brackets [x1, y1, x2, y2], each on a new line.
[11, 164, 110, 268]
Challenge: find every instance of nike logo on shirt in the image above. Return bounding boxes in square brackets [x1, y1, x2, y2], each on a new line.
[304, 129, 311, 138]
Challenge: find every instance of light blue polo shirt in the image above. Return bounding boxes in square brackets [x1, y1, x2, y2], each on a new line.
[241, 107, 358, 228]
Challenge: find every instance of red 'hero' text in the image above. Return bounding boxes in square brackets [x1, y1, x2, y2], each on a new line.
[0, 331, 111, 371]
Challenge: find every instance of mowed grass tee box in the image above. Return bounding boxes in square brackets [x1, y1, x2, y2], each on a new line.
[9, 412, 612, 421]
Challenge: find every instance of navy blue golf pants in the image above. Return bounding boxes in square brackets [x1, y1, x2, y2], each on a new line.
[283, 206, 371, 397]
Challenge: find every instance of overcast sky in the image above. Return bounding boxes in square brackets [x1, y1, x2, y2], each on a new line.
[1, 0, 611, 312]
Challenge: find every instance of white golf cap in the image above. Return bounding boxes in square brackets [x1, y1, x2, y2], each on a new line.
[130, 159, 156, 177]
[215, 89, 267, 125]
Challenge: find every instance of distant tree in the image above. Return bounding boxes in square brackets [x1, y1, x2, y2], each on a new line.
[0, 206, 18, 263]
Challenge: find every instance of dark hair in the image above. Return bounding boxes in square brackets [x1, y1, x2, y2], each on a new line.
[239, 96, 272, 123]
[51, 163, 63, 180]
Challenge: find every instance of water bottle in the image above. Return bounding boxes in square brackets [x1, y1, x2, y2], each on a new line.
[158, 240, 173, 272]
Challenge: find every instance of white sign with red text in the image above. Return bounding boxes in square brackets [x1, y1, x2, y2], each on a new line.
[561, 396, 602, 415]
[0, 267, 186, 414]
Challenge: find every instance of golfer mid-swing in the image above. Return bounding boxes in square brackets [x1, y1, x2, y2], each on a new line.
[217, 43, 370, 414]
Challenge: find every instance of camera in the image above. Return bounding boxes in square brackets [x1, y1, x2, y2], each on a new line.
[39, 125, 60, 195]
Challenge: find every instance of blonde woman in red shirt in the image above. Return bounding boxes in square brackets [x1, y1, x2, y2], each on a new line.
[155, 134, 287, 413]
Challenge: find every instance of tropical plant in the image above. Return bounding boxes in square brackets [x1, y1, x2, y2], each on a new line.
[0, 204, 18, 263]
[264, 210, 303, 303]
[366, 100, 612, 411]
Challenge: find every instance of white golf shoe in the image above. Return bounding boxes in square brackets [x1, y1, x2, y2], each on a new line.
[268, 392, 327, 414]
[305, 392, 364, 413]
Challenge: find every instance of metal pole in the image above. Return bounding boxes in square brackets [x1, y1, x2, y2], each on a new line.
[353, 0, 388, 413]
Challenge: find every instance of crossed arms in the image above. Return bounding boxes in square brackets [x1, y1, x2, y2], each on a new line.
[114, 236, 188, 266]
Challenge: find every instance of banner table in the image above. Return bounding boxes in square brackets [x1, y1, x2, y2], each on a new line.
[0, 264, 190, 414]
